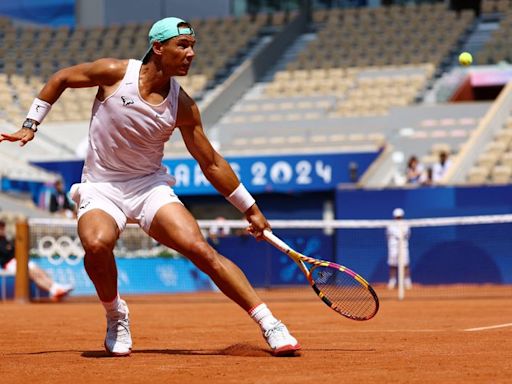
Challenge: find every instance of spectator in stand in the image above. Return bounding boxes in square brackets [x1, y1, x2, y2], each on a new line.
[424, 166, 433, 186]
[0, 219, 73, 300]
[405, 156, 427, 185]
[432, 151, 452, 184]
[49, 179, 75, 218]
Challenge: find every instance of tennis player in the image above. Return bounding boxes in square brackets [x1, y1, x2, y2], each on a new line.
[0, 17, 300, 357]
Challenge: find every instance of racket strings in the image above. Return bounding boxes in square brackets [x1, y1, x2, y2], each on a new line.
[312, 267, 378, 320]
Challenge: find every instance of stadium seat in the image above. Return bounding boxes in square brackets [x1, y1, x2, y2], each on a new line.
[490, 165, 512, 184]
[500, 151, 512, 167]
[477, 152, 500, 168]
[467, 166, 490, 185]
[484, 141, 508, 156]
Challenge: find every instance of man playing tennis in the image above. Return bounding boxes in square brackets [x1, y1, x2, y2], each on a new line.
[0, 17, 300, 357]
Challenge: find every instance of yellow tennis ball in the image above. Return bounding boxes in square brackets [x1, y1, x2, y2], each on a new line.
[459, 52, 473, 66]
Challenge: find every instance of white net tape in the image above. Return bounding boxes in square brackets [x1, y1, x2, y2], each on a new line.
[29, 214, 512, 231]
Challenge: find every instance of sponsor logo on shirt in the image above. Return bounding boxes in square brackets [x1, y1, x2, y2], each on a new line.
[79, 201, 91, 211]
[121, 96, 135, 106]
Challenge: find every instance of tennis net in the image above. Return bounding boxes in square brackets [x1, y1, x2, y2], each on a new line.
[7, 215, 512, 301]
[200, 215, 512, 300]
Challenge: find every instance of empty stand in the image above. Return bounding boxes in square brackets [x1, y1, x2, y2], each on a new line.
[0, 13, 269, 125]
[476, 7, 512, 64]
[465, 114, 512, 184]
[308, 4, 473, 69]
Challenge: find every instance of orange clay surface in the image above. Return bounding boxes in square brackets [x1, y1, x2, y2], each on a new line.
[1, 286, 512, 384]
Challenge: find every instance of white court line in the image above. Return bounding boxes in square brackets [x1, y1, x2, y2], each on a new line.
[464, 323, 512, 332]
[300, 329, 443, 333]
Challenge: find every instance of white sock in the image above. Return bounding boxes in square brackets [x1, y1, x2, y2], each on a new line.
[49, 283, 60, 296]
[102, 293, 123, 313]
[249, 303, 279, 332]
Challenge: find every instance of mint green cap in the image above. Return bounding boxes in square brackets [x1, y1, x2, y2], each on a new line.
[142, 17, 195, 62]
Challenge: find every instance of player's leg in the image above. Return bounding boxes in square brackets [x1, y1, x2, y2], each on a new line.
[78, 209, 120, 301]
[147, 202, 300, 355]
[26, 263, 52, 291]
[78, 209, 131, 356]
[5, 259, 72, 300]
[149, 203, 259, 310]
[27, 263, 73, 300]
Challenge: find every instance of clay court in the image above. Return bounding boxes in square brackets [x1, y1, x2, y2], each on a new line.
[1, 286, 511, 384]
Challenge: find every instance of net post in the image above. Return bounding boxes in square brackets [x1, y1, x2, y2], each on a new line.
[14, 219, 30, 303]
[397, 222, 405, 301]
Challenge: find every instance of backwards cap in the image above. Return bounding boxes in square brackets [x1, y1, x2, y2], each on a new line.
[142, 17, 195, 62]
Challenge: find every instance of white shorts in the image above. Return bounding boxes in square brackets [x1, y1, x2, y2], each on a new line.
[387, 252, 410, 267]
[71, 172, 182, 233]
[4, 259, 37, 274]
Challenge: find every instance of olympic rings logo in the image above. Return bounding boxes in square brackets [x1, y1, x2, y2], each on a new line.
[37, 236, 85, 266]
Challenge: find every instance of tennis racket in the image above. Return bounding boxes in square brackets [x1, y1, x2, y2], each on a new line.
[263, 229, 379, 321]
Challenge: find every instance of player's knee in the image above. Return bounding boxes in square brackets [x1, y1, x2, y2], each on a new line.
[187, 240, 214, 259]
[187, 241, 222, 271]
[81, 234, 115, 257]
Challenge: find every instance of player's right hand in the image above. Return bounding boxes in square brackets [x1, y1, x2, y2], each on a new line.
[0, 128, 35, 146]
[245, 204, 271, 240]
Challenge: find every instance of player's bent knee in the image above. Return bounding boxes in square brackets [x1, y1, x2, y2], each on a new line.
[81, 235, 116, 256]
[185, 241, 223, 271]
[185, 240, 211, 257]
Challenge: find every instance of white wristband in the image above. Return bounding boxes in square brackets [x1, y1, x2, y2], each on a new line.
[226, 183, 256, 213]
[26, 98, 52, 125]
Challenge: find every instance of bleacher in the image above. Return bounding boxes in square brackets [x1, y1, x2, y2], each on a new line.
[0, 12, 279, 171]
[307, 4, 473, 70]
[0, 13, 271, 126]
[476, 9, 512, 64]
[206, 3, 491, 172]
[1, 2, 512, 195]
[467, 115, 512, 184]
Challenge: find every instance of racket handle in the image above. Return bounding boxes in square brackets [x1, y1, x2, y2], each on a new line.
[263, 229, 292, 254]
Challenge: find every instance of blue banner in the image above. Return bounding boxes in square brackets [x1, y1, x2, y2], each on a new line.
[29, 257, 217, 297]
[163, 152, 378, 195]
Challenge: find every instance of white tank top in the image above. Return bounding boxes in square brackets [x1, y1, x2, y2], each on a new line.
[82, 59, 180, 182]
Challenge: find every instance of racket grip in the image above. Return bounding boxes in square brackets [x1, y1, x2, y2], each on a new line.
[263, 229, 291, 254]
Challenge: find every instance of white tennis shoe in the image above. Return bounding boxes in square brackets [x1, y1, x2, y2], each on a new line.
[104, 299, 132, 356]
[50, 284, 74, 301]
[264, 321, 301, 356]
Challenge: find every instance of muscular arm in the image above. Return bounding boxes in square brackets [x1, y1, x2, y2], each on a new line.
[176, 88, 239, 196]
[38, 58, 128, 103]
[0, 59, 127, 145]
[176, 88, 269, 235]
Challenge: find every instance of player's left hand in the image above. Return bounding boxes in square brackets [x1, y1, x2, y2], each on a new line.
[245, 204, 270, 240]
[0, 128, 35, 146]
